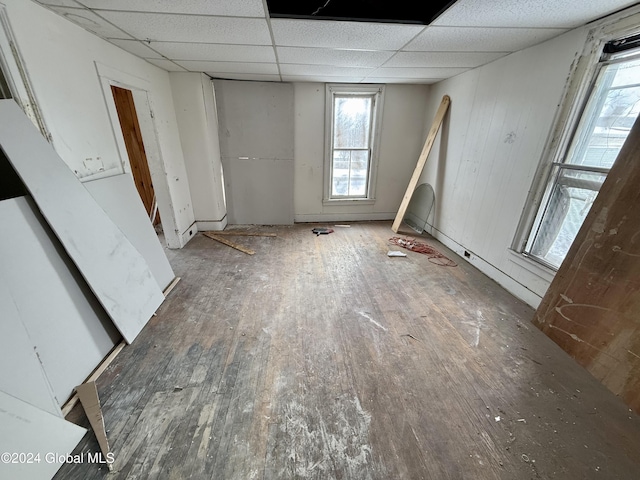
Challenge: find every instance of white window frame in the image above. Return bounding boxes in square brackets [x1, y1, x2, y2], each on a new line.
[512, 6, 640, 271]
[324, 84, 384, 204]
[0, 4, 50, 140]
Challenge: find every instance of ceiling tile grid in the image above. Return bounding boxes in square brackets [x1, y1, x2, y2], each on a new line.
[174, 61, 279, 75]
[79, 0, 266, 17]
[33, 0, 640, 84]
[150, 43, 277, 63]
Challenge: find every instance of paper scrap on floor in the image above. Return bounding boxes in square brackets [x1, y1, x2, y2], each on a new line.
[387, 251, 407, 257]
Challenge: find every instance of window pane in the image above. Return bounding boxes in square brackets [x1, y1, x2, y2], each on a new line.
[530, 169, 606, 268]
[331, 150, 350, 196]
[348, 150, 368, 196]
[566, 59, 640, 169]
[333, 96, 372, 149]
[331, 150, 369, 197]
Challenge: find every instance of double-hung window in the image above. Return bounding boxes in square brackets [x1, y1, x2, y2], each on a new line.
[521, 39, 640, 269]
[325, 84, 383, 201]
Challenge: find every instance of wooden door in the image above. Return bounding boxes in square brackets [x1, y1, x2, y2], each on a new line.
[111, 86, 158, 223]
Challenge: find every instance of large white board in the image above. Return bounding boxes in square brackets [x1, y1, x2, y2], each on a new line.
[84, 173, 175, 290]
[0, 100, 164, 343]
[0, 267, 60, 417]
[0, 197, 119, 406]
[0, 390, 86, 480]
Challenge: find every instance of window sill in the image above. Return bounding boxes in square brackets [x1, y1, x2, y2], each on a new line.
[507, 249, 557, 282]
[322, 198, 376, 206]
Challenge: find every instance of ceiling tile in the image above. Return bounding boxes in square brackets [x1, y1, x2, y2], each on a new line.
[384, 51, 506, 68]
[433, 0, 638, 29]
[145, 58, 187, 71]
[279, 64, 374, 77]
[277, 47, 394, 67]
[369, 67, 468, 79]
[108, 39, 163, 59]
[97, 11, 272, 44]
[48, 6, 132, 38]
[150, 43, 276, 63]
[206, 73, 281, 82]
[78, 0, 266, 17]
[271, 19, 424, 50]
[175, 61, 279, 75]
[404, 26, 568, 52]
[282, 75, 366, 83]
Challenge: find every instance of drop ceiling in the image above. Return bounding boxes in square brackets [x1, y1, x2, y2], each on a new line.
[34, 0, 639, 84]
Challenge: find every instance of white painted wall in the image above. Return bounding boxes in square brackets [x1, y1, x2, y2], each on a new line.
[294, 83, 430, 222]
[418, 27, 590, 308]
[170, 72, 227, 231]
[1, 0, 195, 248]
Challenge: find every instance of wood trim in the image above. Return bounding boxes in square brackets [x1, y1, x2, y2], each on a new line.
[61, 341, 126, 417]
[163, 276, 181, 297]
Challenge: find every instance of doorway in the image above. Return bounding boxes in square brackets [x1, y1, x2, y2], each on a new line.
[110, 85, 160, 226]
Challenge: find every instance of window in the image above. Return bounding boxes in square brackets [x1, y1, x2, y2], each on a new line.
[522, 42, 640, 269]
[325, 84, 383, 202]
[0, 6, 49, 138]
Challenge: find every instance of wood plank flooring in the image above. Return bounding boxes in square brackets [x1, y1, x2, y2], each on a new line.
[56, 222, 640, 480]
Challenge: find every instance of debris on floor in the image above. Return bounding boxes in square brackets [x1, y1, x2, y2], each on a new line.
[312, 227, 334, 236]
[214, 231, 277, 237]
[389, 236, 457, 266]
[387, 250, 407, 257]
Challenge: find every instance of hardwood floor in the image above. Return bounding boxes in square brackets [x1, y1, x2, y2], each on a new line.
[56, 222, 640, 479]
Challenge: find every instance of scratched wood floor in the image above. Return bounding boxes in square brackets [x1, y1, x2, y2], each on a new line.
[57, 221, 640, 480]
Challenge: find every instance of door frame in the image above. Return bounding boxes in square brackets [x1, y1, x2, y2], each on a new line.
[95, 62, 180, 247]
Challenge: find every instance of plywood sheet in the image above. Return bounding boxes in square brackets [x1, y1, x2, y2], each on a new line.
[0, 100, 164, 343]
[0, 390, 86, 480]
[0, 197, 119, 405]
[533, 111, 640, 413]
[84, 173, 175, 290]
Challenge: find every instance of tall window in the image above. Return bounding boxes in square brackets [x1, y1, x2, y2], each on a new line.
[325, 85, 383, 201]
[523, 43, 640, 269]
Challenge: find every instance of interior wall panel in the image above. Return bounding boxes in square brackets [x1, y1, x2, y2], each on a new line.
[214, 79, 294, 225]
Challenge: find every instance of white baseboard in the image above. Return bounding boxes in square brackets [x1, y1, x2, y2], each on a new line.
[196, 217, 228, 231]
[294, 212, 395, 223]
[179, 222, 198, 247]
[428, 226, 543, 309]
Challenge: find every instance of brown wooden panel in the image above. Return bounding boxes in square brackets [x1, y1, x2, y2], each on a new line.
[534, 116, 640, 413]
[110, 86, 156, 221]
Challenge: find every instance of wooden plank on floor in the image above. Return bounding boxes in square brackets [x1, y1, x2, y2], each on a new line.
[212, 231, 277, 237]
[203, 232, 255, 255]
